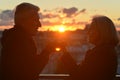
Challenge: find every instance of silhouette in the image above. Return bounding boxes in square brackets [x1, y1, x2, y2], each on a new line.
[1, 3, 50, 80]
[67, 16, 119, 80]
[54, 42, 78, 74]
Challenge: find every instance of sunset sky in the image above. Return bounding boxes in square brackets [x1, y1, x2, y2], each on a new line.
[0, 0, 120, 31]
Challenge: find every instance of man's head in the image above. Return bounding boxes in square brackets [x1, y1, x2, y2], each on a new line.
[14, 2, 41, 35]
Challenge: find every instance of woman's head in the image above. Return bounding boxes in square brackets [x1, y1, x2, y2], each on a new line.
[88, 16, 119, 46]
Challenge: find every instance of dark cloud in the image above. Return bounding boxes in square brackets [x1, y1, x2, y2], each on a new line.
[0, 10, 14, 20]
[0, 10, 14, 26]
[41, 20, 52, 26]
[0, 20, 13, 26]
[36, 7, 88, 27]
[118, 18, 120, 21]
[0, 7, 88, 27]
[40, 13, 59, 19]
[73, 8, 87, 17]
[40, 7, 87, 20]
[79, 9, 86, 13]
[63, 7, 78, 17]
[41, 20, 61, 26]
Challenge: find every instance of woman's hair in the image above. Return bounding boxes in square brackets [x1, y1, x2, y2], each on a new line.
[88, 16, 119, 46]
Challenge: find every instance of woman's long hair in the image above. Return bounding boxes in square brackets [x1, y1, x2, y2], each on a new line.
[88, 16, 119, 46]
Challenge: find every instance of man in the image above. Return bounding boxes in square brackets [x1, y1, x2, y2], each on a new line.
[1, 3, 49, 80]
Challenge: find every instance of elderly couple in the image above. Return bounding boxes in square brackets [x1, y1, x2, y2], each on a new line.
[1, 2, 119, 80]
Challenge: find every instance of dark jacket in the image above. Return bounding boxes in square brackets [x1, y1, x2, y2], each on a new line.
[69, 45, 118, 80]
[1, 27, 49, 80]
[55, 50, 78, 74]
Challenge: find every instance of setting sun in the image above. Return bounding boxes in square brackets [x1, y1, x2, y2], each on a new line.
[58, 25, 66, 32]
[59, 27, 65, 32]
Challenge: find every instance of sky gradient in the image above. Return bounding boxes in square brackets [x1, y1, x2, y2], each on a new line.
[0, 0, 120, 31]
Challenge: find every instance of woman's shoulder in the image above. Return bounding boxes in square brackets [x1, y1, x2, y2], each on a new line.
[86, 45, 116, 59]
[88, 45, 115, 52]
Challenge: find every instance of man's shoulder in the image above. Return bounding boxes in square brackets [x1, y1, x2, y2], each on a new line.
[2, 28, 24, 42]
[3, 28, 16, 35]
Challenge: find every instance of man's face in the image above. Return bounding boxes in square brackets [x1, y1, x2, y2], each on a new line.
[23, 11, 41, 36]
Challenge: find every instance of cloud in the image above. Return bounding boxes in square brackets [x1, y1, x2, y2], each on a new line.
[118, 18, 120, 21]
[0, 7, 88, 30]
[40, 13, 59, 19]
[62, 7, 78, 17]
[79, 9, 86, 13]
[72, 8, 86, 17]
[0, 10, 14, 20]
[0, 10, 14, 26]
[41, 20, 61, 26]
[40, 7, 87, 23]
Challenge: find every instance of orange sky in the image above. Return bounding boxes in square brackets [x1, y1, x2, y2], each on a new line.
[0, 0, 120, 31]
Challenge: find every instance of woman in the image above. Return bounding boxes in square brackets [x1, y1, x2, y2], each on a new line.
[79, 16, 119, 80]
[57, 16, 118, 80]
[69, 16, 119, 80]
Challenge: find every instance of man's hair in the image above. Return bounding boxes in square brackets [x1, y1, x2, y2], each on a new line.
[14, 2, 40, 25]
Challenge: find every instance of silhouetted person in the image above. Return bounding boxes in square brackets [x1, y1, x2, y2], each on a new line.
[1, 3, 50, 80]
[55, 42, 78, 74]
[68, 16, 119, 80]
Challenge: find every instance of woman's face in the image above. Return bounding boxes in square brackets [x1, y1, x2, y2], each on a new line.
[88, 20, 99, 45]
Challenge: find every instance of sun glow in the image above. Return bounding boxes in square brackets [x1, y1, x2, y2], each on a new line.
[59, 27, 65, 32]
[58, 25, 66, 32]
[55, 47, 61, 52]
